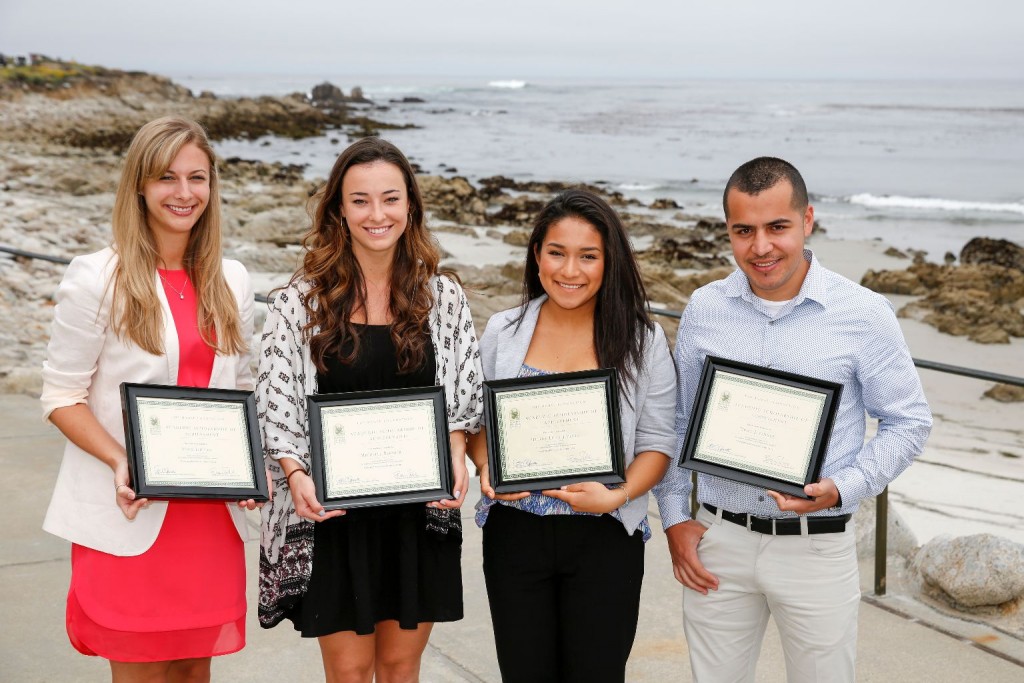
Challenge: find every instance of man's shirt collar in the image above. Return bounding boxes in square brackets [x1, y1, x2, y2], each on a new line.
[723, 249, 828, 314]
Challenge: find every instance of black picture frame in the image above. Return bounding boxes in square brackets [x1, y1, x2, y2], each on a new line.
[120, 383, 268, 501]
[678, 356, 843, 499]
[483, 368, 626, 494]
[307, 385, 453, 510]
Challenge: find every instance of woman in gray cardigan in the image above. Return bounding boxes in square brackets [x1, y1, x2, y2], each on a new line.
[468, 189, 677, 682]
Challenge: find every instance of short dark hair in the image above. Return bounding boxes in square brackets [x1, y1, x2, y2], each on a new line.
[723, 157, 808, 218]
[517, 189, 653, 393]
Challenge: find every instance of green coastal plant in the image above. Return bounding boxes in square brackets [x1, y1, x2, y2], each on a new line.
[0, 60, 106, 86]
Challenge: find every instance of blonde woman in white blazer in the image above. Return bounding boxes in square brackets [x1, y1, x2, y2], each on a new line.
[41, 117, 257, 683]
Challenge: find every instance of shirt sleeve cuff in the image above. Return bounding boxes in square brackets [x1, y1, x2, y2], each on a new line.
[656, 495, 693, 529]
[829, 469, 867, 509]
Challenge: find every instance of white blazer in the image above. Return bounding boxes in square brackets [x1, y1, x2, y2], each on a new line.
[41, 248, 256, 556]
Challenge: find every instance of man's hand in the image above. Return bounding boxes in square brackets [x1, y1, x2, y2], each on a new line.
[767, 477, 840, 515]
[665, 520, 719, 595]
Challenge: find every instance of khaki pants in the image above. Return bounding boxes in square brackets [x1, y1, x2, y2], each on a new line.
[682, 505, 860, 683]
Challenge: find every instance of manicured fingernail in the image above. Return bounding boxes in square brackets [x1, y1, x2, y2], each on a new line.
[318, 510, 325, 516]
[454, 490, 461, 498]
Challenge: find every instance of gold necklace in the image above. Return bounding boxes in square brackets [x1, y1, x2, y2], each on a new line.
[159, 271, 190, 300]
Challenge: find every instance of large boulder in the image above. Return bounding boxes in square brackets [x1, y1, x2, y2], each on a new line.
[852, 500, 919, 560]
[960, 237, 1024, 272]
[913, 533, 1024, 608]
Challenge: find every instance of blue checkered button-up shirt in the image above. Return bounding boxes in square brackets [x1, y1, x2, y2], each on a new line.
[654, 250, 932, 528]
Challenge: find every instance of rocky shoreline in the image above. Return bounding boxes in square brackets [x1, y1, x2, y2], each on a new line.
[2, 61, 1023, 631]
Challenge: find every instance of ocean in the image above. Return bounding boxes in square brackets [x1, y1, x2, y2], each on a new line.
[173, 73, 1024, 259]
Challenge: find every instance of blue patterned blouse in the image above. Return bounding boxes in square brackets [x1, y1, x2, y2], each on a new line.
[474, 363, 652, 542]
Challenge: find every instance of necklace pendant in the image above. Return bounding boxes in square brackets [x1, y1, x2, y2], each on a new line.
[178, 292, 185, 300]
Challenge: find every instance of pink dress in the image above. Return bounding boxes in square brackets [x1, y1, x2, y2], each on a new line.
[65, 269, 246, 662]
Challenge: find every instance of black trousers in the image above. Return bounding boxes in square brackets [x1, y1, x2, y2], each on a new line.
[482, 504, 645, 683]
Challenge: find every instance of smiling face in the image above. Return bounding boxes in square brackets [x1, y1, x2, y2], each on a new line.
[726, 180, 814, 301]
[141, 142, 211, 247]
[340, 161, 409, 264]
[535, 216, 605, 313]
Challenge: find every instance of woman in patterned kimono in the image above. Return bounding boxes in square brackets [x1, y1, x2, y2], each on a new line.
[257, 137, 483, 682]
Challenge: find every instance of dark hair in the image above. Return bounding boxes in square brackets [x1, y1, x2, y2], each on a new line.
[297, 137, 439, 374]
[723, 156, 808, 218]
[516, 189, 653, 391]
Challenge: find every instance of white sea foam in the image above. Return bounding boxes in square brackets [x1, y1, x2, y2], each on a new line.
[488, 80, 527, 89]
[846, 193, 1024, 215]
[617, 183, 659, 191]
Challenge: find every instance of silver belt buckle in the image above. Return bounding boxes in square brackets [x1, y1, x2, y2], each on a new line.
[771, 518, 777, 535]
[745, 514, 752, 532]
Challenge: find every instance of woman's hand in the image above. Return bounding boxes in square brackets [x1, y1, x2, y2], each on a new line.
[478, 461, 531, 502]
[113, 459, 149, 520]
[542, 481, 625, 514]
[468, 427, 529, 502]
[236, 468, 274, 510]
[48, 405, 151, 520]
[432, 432, 469, 509]
[286, 469, 345, 522]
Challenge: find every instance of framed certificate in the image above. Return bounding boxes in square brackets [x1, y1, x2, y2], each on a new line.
[120, 383, 268, 501]
[307, 386, 453, 509]
[678, 356, 843, 499]
[483, 369, 626, 494]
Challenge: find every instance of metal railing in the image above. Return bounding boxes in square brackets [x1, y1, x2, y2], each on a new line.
[6, 243, 1024, 596]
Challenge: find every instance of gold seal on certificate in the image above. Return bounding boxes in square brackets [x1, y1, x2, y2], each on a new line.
[307, 386, 454, 509]
[120, 383, 269, 501]
[483, 369, 625, 493]
[678, 356, 843, 499]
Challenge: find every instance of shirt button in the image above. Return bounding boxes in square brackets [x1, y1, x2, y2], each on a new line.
[758, 495, 765, 502]
[768, 320, 775, 325]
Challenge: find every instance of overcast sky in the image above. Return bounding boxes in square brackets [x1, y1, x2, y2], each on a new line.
[2, 1, 1021, 81]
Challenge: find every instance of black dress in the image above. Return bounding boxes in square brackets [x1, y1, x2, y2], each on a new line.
[287, 324, 463, 637]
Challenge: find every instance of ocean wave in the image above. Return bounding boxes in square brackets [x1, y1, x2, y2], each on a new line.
[845, 193, 1024, 215]
[488, 80, 527, 89]
[825, 103, 1024, 116]
[617, 183, 660, 191]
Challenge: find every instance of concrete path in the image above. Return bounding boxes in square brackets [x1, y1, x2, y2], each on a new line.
[2, 393, 1021, 682]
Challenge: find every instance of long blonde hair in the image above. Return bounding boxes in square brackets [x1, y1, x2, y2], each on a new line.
[110, 116, 246, 356]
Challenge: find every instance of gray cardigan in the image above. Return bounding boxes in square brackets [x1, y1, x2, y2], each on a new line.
[479, 296, 677, 534]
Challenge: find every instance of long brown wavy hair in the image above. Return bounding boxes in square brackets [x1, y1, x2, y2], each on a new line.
[110, 116, 245, 356]
[298, 137, 441, 374]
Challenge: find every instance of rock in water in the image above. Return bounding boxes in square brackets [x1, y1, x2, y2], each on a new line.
[310, 82, 345, 107]
[913, 533, 1024, 607]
